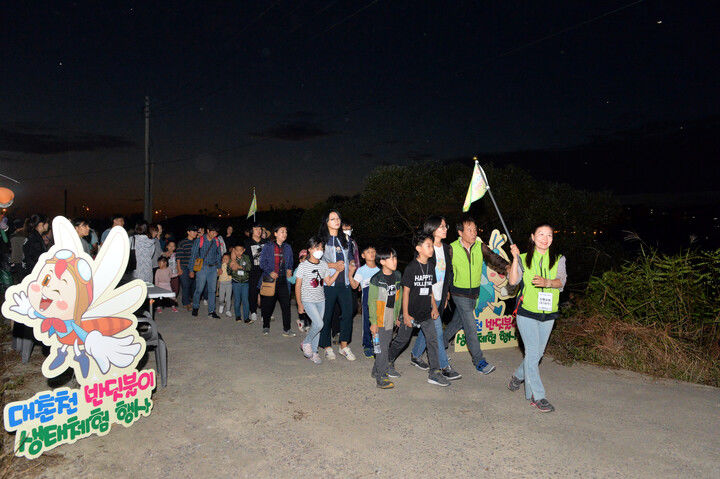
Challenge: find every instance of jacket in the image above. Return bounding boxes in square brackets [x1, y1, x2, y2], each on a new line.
[259, 241, 294, 281]
[367, 270, 402, 329]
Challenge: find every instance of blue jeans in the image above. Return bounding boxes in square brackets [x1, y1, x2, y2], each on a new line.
[303, 301, 325, 353]
[444, 295, 487, 366]
[514, 314, 555, 400]
[412, 317, 449, 368]
[232, 282, 249, 320]
[180, 268, 195, 306]
[192, 266, 217, 312]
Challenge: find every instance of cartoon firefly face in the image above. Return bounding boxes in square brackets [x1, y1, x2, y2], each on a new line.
[27, 249, 92, 323]
[487, 267, 508, 290]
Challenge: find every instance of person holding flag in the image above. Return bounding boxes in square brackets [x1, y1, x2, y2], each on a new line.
[506, 223, 567, 413]
[443, 158, 514, 374]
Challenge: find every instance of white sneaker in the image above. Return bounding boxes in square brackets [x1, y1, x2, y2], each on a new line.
[325, 347, 336, 360]
[225, 310, 232, 318]
[310, 353, 322, 364]
[301, 342, 312, 358]
[338, 346, 356, 361]
[218, 305, 224, 314]
[203, 299, 208, 306]
[250, 312, 257, 323]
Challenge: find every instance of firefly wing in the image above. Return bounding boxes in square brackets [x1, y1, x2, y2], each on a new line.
[51, 216, 83, 255]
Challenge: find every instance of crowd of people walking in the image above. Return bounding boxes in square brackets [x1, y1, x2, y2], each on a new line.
[2, 210, 566, 412]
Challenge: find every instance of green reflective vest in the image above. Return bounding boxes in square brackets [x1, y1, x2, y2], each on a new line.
[520, 251, 562, 314]
[450, 239, 483, 291]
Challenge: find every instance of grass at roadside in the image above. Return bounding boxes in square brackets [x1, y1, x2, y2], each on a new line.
[547, 247, 720, 387]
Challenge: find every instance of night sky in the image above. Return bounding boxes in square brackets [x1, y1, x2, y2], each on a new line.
[1, 1, 718, 217]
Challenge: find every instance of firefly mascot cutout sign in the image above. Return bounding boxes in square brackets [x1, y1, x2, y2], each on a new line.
[454, 229, 519, 351]
[2, 216, 154, 459]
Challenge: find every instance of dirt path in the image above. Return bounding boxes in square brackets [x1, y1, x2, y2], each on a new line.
[18, 306, 720, 478]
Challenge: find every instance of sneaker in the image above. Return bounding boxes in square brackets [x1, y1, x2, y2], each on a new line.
[363, 348, 375, 358]
[250, 312, 258, 323]
[310, 353, 322, 364]
[338, 346, 356, 361]
[325, 347, 336, 360]
[185, 304, 192, 311]
[410, 355, 429, 371]
[171, 306, 178, 313]
[283, 330, 297, 337]
[475, 359, 496, 375]
[262, 328, 270, 335]
[203, 299, 208, 306]
[301, 342, 312, 358]
[218, 305, 224, 314]
[243, 317, 251, 323]
[508, 375, 524, 391]
[155, 307, 163, 313]
[376, 376, 394, 389]
[531, 397, 555, 413]
[427, 369, 450, 387]
[208, 312, 220, 319]
[225, 310, 233, 318]
[442, 365, 462, 380]
[386, 363, 401, 378]
[192, 308, 198, 316]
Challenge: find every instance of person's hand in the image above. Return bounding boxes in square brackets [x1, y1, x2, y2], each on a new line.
[334, 260, 345, 271]
[395, 319, 400, 328]
[270, 272, 279, 279]
[510, 244, 520, 259]
[189, 271, 195, 278]
[178, 267, 183, 276]
[532, 275, 549, 287]
[370, 324, 378, 335]
[298, 303, 305, 315]
[404, 315, 413, 328]
[230, 262, 239, 271]
[349, 260, 357, 275]
[431, 306, 439, 319]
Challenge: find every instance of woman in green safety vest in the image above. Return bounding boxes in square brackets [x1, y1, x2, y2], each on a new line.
[507, 223, 567, 413]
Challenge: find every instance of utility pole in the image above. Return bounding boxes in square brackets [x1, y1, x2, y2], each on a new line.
[143, 96, 152, 223]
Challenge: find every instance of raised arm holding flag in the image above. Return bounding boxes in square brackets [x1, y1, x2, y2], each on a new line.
[463, 157, 514, 245]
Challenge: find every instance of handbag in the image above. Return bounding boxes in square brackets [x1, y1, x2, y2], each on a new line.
[260, 276, 276, 296]
[193, 236, 218, 272]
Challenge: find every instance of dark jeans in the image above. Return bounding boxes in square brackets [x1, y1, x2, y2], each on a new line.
[249, 267, 262, 314]
[390, 318, 440, 371]
[361, 296, 372, 350]
[319, 284, 353, 348]
[331, 288, 359, 337]
[261, 279, 291, 331]
[180, 268, 195, 306]
[372, 327, 394, 379]
[444, 294, 487, 366]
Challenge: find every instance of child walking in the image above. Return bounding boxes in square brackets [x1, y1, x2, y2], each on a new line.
[164, 241, 181, 311]
[154, 257, 178, 312]
[350, 245, 379, 358]
[389, 231, 449, 387]
[368, 246, 402, 388]
[217, 253, 233, 317]
[230, 244, 252, 322]
[295, 237, 341, 364]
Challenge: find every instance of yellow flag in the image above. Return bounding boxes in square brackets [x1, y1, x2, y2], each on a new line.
[462, 161, 488, 212]
[246, 190, 257, 219]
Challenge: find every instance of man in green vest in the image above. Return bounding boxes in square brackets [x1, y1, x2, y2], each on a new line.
[444, 214, 510, 374]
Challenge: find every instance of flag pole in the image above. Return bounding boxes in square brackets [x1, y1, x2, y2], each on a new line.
[475, 157, 514, 245]
[253, 187, 256, 223]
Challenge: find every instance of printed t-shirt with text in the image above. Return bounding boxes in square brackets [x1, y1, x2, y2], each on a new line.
[402, 258, 437, 322]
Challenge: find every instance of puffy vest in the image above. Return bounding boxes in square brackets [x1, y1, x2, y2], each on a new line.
[450, 239, 484, 293]
[519, 251, 562, 316]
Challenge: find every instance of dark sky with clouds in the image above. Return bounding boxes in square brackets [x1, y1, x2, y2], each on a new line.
[1, 1, 718, 217]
